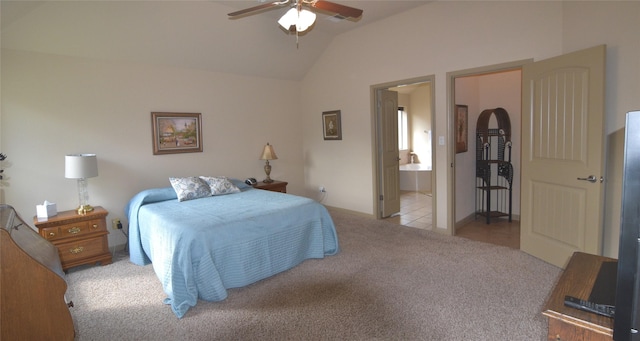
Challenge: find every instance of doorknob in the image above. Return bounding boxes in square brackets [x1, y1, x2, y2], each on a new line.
[577, 175, 603, 183]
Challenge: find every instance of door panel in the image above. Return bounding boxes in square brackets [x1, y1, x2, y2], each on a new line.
[380, 89, 400, 217]
[521, 45, 606, 268]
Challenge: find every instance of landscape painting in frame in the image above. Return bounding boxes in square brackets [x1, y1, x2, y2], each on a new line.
[152, 112, 202, 155]
[322, 110, 342, 140]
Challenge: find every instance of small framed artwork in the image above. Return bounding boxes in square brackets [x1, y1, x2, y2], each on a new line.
[455, 104, 468, 153]
[322, 110, 342, 140]
[151, 112, 203, 155]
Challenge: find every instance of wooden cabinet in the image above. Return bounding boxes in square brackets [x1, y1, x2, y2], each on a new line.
[1, 204, 75, 340]
[254, 180, 288, 193]
[543, 252, 614, 341]
[34, 206, 112, 271]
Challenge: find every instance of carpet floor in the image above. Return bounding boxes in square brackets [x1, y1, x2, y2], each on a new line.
[65, 208, 561, 340]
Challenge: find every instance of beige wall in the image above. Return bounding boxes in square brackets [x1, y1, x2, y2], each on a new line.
[409, 84, 432, 168]
[301, 1, 639, 241]
[2, 1, 639, 253]
[396, 83, 432, 167]
[302, 1, 564, 227]
[2, 50, 303, 247]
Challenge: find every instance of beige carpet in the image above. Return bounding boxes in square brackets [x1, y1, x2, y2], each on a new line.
[65, 208, 561, 340]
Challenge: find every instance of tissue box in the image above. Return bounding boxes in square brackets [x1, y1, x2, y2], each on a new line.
[36, 202, 57, 219]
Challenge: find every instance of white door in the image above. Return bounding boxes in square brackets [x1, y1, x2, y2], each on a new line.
[520, 45, 606, 268]
[379, 89, 400, 217]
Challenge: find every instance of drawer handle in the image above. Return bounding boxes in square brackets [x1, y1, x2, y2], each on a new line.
[69, 246, 84, 254]
[92, 224, 98, 229]
[49, 232, 56, 237]
[68, 227, 81, 234]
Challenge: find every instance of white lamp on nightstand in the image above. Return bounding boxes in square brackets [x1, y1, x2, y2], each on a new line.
[65, 154, 98, 215]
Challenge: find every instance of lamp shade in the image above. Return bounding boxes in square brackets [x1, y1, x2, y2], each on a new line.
[295, 9, 316, 32]
[65, 154, 98, 179]
[278, 8, 316, 32]
[260, 143, 278, 160]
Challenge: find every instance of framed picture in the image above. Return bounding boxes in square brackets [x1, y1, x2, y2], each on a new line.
[322, 110, 342, 140]
[151, 112, 203, 155]
[455, 105, 468, 153]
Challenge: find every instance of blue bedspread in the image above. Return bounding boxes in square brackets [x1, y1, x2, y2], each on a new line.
[125, 186, 339, 318]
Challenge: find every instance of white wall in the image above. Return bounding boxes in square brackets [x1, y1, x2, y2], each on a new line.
[301, 1, 639, 235]
[396, 84, 432, 167]
[2, 1, 639, 251]
[454, 76, 480, 222]
[301, 1, 565, 229]
[409, 84, 432, 168]
[2, 49, 303, 248]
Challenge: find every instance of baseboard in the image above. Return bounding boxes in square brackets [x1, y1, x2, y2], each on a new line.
[454, 213, 476, 232]
[324, 205, 375, 219]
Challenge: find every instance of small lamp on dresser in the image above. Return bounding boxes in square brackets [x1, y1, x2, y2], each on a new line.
[260, 143, 278, 183]
[65, 153, 98, 215]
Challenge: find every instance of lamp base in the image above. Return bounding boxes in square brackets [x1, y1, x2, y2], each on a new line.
[263, 160, 274, 183]
[77, 204, 94, 215]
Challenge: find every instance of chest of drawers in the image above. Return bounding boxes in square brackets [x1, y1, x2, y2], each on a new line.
[34, 206, 112, 271]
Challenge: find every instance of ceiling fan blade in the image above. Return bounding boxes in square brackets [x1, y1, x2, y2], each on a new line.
[310, 0, 363, 19]
[228, 1, 285, 18]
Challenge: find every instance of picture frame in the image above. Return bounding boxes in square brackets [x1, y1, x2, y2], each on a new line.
[322, 110, 342, 140]
[455, 104, 468, 153]
[151, 112, 203, 155]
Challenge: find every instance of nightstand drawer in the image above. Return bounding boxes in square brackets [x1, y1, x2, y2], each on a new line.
[41, 226, 62, 240]
[56, 235, 108, 264]
[42, 219, 105, 241]
[59, 219, 104, 238]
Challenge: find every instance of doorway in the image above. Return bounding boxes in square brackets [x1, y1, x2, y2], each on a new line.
[448, 60, 530, 248]
[371, 76, 436, 228]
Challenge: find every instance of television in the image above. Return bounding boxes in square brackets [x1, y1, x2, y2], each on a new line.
[614, 110, 640, 340]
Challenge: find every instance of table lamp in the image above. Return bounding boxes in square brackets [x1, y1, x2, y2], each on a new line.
[65, 154, 98, 214]
[260, 143, 277, 183]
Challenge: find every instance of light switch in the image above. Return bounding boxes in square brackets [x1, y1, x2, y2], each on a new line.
[439, 136, 445, 146]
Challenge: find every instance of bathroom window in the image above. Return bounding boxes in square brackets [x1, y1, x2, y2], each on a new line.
[398, 107, 408, 150]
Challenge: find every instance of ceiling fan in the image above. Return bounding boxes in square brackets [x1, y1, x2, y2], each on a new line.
[228, 0, 363, 33]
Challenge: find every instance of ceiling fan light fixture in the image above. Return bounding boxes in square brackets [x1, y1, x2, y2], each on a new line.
[296, 9, 316, 31]
[278, 7, 316, 32]
[278, 8, 297, 30]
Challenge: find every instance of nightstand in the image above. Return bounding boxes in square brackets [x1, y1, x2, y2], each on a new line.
[34, 206, 112, 271]
[253, 180, 288, 193]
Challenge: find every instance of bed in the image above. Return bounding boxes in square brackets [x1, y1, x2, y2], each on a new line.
[125, 178, 339, 318]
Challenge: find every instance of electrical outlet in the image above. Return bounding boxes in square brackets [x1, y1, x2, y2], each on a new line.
[112, 218, 121, 230]
[319, 186, 326, 193]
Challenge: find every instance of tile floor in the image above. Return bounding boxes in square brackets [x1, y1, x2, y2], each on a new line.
[384, 191, 433, 230]
[385, 191, 520, 249]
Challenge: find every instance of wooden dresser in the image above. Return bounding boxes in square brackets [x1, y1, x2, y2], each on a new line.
[543, 252, 614, 341]
[254, 180, 288, 193]
[34, 206, 112, 271]
[0, 204, 75, 340]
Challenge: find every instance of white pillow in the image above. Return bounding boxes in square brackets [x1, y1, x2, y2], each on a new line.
[199, 176, 241, 196]
[169, 177, 212, 202]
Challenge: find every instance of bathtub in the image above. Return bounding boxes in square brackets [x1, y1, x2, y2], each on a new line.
[399, 163, 432, 193]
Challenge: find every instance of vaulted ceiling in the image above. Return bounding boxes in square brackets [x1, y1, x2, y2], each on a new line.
[1, 1, 429, 80]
